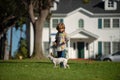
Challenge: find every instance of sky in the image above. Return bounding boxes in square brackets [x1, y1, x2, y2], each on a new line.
[7, 24, 26, 56]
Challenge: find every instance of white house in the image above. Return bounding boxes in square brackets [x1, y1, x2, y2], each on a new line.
[29, 0, 120, 59]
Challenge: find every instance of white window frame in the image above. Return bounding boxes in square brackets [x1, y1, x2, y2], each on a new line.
[44, 21, 50, 28]
[52, 18, 64, 28]
[103, 18, 111, 28]
[108, 0, 114, 7]
[112, 42, 120, 53]
[100, 18, 120, 29]
[112, 18, 120, 28]
[78, 19, 84, 28]
[103, 42, 111, 55]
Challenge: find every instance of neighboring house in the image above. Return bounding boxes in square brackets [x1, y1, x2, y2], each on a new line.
[29, 0, 120, 59]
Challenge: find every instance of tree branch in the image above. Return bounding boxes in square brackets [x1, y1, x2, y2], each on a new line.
[0, 20, 17, 38]
[28, 1, 35, 24]
[2, 16, 15, 24]
[21, 0, 28, 10]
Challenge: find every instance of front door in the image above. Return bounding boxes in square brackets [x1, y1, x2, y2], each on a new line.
[77, 42, 84, 58]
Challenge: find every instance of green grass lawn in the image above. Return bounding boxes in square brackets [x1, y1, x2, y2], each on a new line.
[0, 59, 120, 80]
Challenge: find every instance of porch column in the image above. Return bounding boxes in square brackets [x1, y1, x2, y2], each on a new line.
[67, 39, 71, 58]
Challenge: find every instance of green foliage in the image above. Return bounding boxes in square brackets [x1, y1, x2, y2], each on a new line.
[0, 0, 27, 34]
[83, 0, 90, 4]
[15, 17, 27, 30]
[14, 38, 28, 59]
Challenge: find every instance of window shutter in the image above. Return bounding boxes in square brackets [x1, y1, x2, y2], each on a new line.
[98, 41, 102, 56]
[98, 19, 102, 29]
[60, 19, 64, 23]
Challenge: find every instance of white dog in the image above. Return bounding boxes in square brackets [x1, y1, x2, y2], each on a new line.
[47, 54, 70, 69]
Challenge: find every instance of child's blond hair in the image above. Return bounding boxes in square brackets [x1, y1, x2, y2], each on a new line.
[56, 23, 65, 31]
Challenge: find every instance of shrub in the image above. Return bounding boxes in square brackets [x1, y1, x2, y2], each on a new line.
[14, 38, 28, 59]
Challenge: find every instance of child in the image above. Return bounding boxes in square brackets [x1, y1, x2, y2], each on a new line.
[53, 23, 69, 58]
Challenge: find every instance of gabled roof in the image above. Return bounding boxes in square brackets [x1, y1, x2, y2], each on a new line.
[52, 0, 120, 16]
[69, 29, 99, 39]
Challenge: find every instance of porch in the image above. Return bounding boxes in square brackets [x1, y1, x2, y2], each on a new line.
[67, 29, 98, 59]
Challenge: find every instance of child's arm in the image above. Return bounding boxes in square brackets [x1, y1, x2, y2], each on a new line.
[53, 33, 58, 46]
[64, 32, 70, 43]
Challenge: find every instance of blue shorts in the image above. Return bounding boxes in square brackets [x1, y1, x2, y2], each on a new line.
[57, 50, 65, 58]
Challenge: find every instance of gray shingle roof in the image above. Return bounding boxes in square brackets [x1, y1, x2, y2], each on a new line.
[52, 0, 120, 14]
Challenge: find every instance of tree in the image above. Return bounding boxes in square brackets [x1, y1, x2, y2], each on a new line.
[83, 0, 90, 4]
[14, 38, 28, 59]
[0, 0, 26, 36]
[0, 0, 27, 60]
[22, 0, 54, 59]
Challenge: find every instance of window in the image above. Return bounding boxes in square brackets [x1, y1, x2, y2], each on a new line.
[98, 41, 120, 55]
[112, 42, 120, 52]
[108, 0, 114, 7]
[98, 18, 120, 29]
[104, 42, 111, 55]
[104, 19, 110, 28]
[53, 19, 59, 28]
[79, 19, 84, 28]
[44, 21, 49, 28]
[113, 19, 119, 28]
[43, 42, 49, 55]
[52, 19, 64, 28]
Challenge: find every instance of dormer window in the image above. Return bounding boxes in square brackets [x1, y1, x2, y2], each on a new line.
[108, 0, 114, 7]
[50, 0, 59, 11]
[103, 0, 117, 10]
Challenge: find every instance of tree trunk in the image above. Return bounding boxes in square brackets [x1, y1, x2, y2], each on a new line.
[4, 34, 9, 60]
[33, 22, 43, 59]
[9, 27, 13, 59]
[32, 10, 49, 59]
[27, 1, 51, 59]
